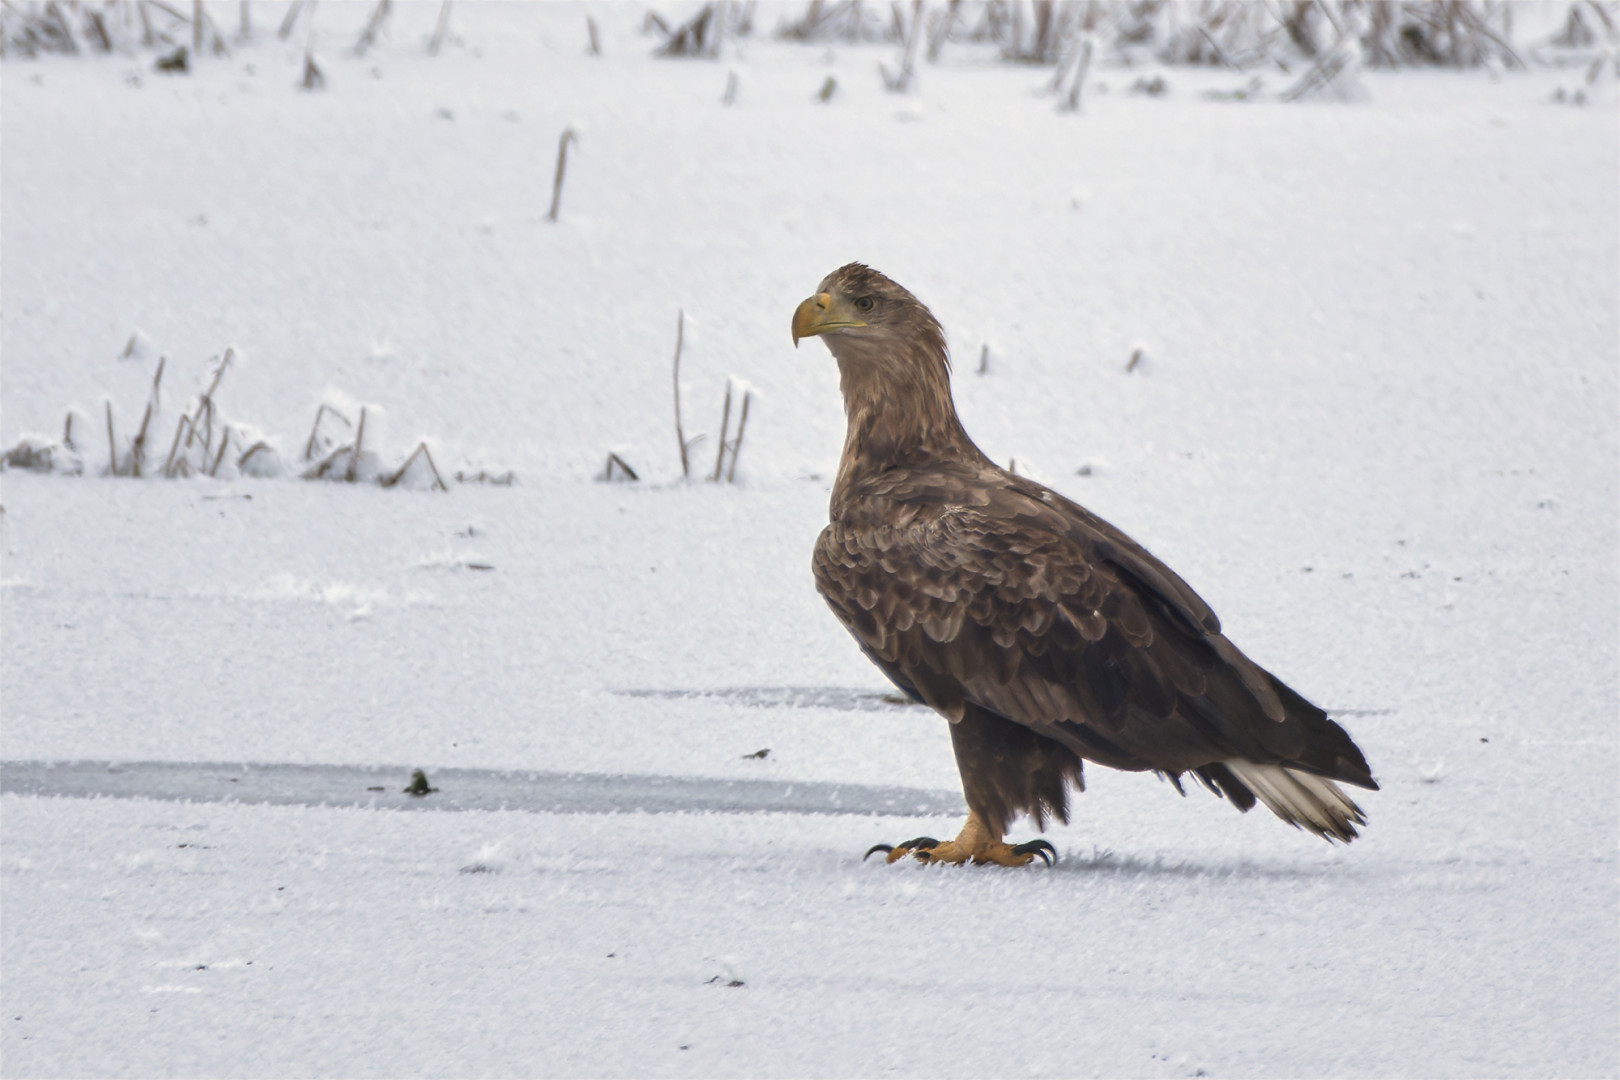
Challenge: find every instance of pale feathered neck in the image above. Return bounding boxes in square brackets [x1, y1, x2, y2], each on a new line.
[824, 323, 989, 500]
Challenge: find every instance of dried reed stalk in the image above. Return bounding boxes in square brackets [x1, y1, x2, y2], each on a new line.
[672, 309, 695, 478]
[354, 0, 389, 56]
[726, 389, 751, 483]
[379, 442, 448, 491]
[711, 381, 733, 482]
[429, 0, 451, 55]
[547, 128, 578, 222]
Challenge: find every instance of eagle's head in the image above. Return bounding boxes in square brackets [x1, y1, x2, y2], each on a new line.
[792, 263, 947, 370]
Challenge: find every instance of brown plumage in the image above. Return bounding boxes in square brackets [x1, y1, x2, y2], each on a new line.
[792, 263, 1377, 866]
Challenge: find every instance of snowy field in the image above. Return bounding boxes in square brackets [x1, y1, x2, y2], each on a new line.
[2, 2, 1617, 1076]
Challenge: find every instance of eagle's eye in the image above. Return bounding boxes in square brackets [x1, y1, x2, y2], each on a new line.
[854, 297, 875, 313]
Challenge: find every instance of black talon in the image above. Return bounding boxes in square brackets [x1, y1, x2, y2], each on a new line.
[1012, 839, 1057, 867]
[863, 844, 895, 861]
[899, 836, 940, 850]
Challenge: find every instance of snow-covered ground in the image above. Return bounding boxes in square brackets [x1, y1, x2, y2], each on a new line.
[2, 3, 1616, 1076]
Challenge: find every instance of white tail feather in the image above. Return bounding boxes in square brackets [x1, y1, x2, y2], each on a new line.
[1223, 760, 1367, 843]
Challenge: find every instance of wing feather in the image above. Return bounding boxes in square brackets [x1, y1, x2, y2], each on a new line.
[813, 478, 1376, 790]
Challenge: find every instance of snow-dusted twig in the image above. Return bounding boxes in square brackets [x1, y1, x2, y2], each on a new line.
[672, 309, 699, 478]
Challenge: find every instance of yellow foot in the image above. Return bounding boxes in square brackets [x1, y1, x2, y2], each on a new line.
[863, 810, 1056, 867]
[864, 836, 1055, 867]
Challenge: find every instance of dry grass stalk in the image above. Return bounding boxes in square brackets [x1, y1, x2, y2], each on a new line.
[711, 380, 733, 481]
[304, 442, 352, 480]
[130, 402, 153, 477]
[602, 452, 639, 481]
[778, 0, 885, 43]
[105, 401, 118, 476]
[709, 378, 753, 483]
[586, 12, 600, 54]
[277, 0, 307, 41]
[658, 1, 718, 56]
[210, 426, 232, 476]
[84, 6, 111, 50]
[672, 309, 700, 478]
[429, 0, 452, 54]
[303, 403, 352, 461]
[379, 442, 448, 491]
[927, 0, 962, 60]
[882, 0, 924, 90]
[547, 127, 578, 223]
[722, 69, 738, 103]
[162, 414, 193, 477]
[238, 441, 273, 472]
[302, 48, 324, 90]
[1058, 33, 1094, 110]
[726, 387, 751, 483]
[346, 406, 367, 482]
[354, 0, 390, 56]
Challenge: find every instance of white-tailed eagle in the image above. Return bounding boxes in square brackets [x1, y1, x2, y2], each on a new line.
[793, 263, 1377, 867]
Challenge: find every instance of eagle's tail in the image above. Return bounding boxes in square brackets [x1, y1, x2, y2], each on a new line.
[1219, 760, 1367, 843]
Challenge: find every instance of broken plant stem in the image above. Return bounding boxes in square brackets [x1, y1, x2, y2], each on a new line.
[672, 309, 693, 478]
[105, 401, 118, 477]
[379, 442, 448, 491]
[347, 406, 367, 482]
[303, 403, 351, 461]
[428, 0, 451, 54]
[210, 426, 231, 476]
[131, 401, 154, 478]
[354, 0, 389, 56]
[163, 414, 193, 477]
[547, 127, 578, 223]
[603, 451, 639, 481]
[726, 389, 751, 483]
[711, 381, 733, 482]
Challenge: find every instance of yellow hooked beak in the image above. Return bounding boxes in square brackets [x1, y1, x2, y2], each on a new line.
[792, 291, 866, 346]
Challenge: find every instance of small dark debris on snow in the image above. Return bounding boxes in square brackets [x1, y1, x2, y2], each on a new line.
[741, 748, 770, 760]
[1126, 348, 1143, 372]
[155, 46, 188, 73]
[403, 769, 439, 797]
[366, 785, 385, 792]
[706, 976, 745, 988]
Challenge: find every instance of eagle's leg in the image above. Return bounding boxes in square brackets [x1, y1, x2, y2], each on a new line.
[864, 810, 1056, 867]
